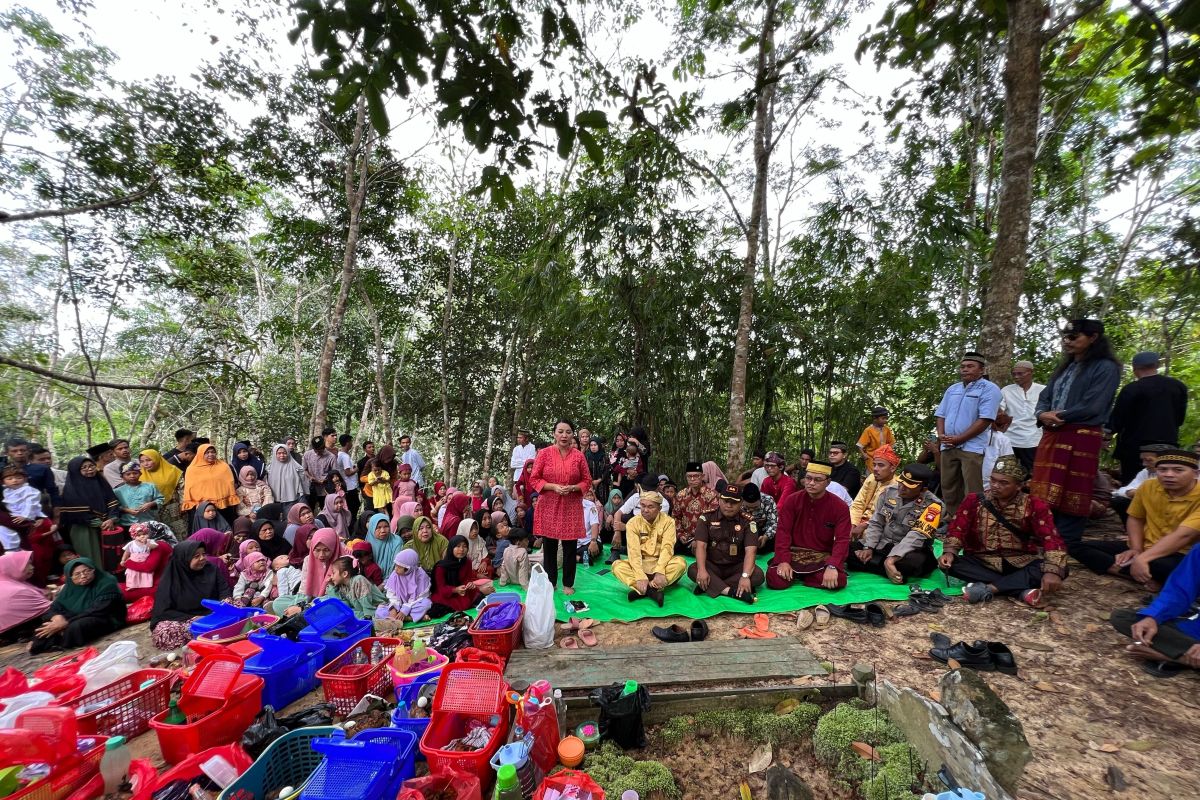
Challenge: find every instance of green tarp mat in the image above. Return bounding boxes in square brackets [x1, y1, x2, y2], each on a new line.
[411, 542, 960, 627]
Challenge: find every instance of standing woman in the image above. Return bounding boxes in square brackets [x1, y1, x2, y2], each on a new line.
[58, 456, 120, 566]
[585, 438, 610, 502]
[30, 558, 127, 655]
[230, 442, 265, 480]
[139, 449, 185, 537]
[529, 419, 592, 595]
[1030, 319, 1122, 554]
[182, 444, 240, 531]
[265, 443, 309, 514]
[150, 541, 231, 651]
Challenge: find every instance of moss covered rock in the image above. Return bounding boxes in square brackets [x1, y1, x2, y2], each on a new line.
[584, 741, 681, 800]
[658, 703, 822, 749]
[812, 701, 904, 772]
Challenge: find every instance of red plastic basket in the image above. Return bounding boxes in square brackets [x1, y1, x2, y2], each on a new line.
[149, 673, 263, 764]
[315, 636, 401, 715]
[66, 668, 176, 738]
[7, 737, 108, 800]
[467, 603, 525, 661]
[178, 652, 244, 718]
[418, 663, 509, 786]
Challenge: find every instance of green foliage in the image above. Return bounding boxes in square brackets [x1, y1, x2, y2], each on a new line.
[812, 702, 904, 770]
[861, 742, 926, 800]
[583, 741, 680, 800]
[658, 703, 823, 749]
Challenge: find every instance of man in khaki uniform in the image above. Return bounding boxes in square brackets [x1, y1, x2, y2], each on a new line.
[612, 491, 686, 607]
[688, 484, 763, 602]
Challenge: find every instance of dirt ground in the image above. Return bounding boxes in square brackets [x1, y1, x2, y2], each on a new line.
[4, 517, 1197, 800]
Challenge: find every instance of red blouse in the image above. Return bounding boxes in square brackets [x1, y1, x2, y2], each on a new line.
[529, 446, 592, 541]
[431, 561, 481, 611]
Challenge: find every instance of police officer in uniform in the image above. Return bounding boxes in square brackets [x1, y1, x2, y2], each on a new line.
[849, 463, 945, 584]
[687, 484, 765, 603]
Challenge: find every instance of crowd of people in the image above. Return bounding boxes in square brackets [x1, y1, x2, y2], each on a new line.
[1, 318, 1198, 676]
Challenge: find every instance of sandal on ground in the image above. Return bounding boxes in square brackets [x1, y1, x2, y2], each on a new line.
[578, 629, 598, 647]
[865, 603, 887, 628]
[795, 609, 815, 630]
[738, 612, 777, 639]
[559, 636, 580, 649]
[813, 605, 832, 629]
[559, 617, 596, 632]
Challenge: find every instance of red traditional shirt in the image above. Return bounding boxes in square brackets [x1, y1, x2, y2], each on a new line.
[762, 474, 796, 504]
[945, 492, 1067, 577]
[671, 486, 719, 545]
[772, 490, 851, 572]
[529, 446, 592, 541]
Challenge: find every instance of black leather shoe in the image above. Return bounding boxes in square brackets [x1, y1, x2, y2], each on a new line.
[985, 641, 1018, 674]
[648, 588, 665, 608]
[652, 624, 691, 643]
[827, 604, 868, 623]
[865, 603, 887, 627]
[690, 619, 709, 641]
[929, 641, 995, 670]
[628, 589, 647, 602]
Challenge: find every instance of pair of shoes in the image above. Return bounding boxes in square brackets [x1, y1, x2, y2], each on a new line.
[929, 633, 1017, 674]
[652, 619, 709, 643]
[795, 605, 832, 630]
[828, 603, 886, 626]
[560, 629, 598, 648]
[963, 582, 994, 604]
[738, 612, 778, 639]
[559, 617, 595, 632]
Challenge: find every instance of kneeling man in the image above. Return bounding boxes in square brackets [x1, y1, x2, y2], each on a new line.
[849, 463, 943, 583]
[688, 484, 764, 602]
[612, 491, 686, 607]
[767, 461, 851, 590]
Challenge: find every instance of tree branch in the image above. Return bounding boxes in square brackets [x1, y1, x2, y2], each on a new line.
[1128, 0, 1171, 78]
[1043, 0, 1105, 41]
[0, 355, 252, 394]
[0, 178, 160, 224]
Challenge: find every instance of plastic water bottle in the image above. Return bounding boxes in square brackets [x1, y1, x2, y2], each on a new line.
[352, 647, 368, 665]
[492, 764, 523, 800]
[99, 736, 131, 793]
[553, 689, 568, 741]
[621, 679, 638, 697]
[582, 545, 591, 566]
[370, 641, 384, 663]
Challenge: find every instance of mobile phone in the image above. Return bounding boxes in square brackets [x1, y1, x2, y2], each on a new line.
[567, 601, 590, 613]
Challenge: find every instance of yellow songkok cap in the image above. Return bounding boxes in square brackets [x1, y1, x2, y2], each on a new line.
[805, 462, 832, 477]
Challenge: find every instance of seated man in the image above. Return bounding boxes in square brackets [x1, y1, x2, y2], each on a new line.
[761, 452, 796, 504]
[1074, 448, 1199, 590]
[849, 444, 901, 539]
[611, 491, 686, 607]
[1112, 543, 1200, 677]
[766, 461, 851, 590]
[849, 463, 944, 583]
[672, 461, 719, 556]
[608, 473, 672, 564]
[687, 484, 764, 602]
[742, 482, 777, 554]
[939, 455, 1066, 607]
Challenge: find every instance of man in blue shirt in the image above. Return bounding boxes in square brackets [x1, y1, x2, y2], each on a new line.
[935, 352, 1002, 519]
[1112, 541, 1200, 678]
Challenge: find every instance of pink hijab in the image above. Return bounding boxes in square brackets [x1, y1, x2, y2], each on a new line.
[702, 461, 727, 491]
[390, 500, 420, 531]
[0, 551, 51, 633]
[301, 527, 346, 598]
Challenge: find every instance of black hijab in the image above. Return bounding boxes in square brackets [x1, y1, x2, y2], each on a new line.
[191, 501, 231, 533]
[151, 540, 230, 627]
[256, 502, 284, 522]
[59, 456, 118, 527]
[251, 518, 292, 561]
[434, 534, 469, 589]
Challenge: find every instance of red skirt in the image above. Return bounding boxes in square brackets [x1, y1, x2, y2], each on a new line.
[1030, 424, 1102, 517]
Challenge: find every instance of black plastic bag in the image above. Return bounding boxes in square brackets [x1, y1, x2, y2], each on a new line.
[589, 682, 651, 749]
[264, 613, 307, 641]
[240, 705, 286, 758]
[427, 612, 473, 661]
[278, 702, 335, 730]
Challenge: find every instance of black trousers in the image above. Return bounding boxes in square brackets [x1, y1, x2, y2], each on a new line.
[1012, 447, 1037, 476]
[1071, 540, 1184, 584]
[344, 489, 361, 520]
[686, 561, 765, 598]
[1111, 494, 1132, 524]
[674, 540, 696, 557]
[28, 612, 120, 655]
[947, 554, 1044, 596]
[847, 540, 936, 580]
[1111, 608, 1197, 660]
[541, 538, 577, 588]
[1117, 451, 1145, 487]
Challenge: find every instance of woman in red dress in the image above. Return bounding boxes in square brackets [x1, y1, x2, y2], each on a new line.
[529, 419, 592, 594]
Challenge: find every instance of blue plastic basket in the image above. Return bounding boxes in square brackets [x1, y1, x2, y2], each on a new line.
[217, 725, 337, 800]
[189, 599, 259, 636]
[390, 702, 431, 747]
[242, 632, 326, 712]
[298, 598, 373, 664]
[475, 591, 521, 611]
[299, 727, 417, 800]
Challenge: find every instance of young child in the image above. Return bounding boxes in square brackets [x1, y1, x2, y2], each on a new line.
[376, 549, 432, 632]
[324, 555, 386, 620]
[364, 458, 393, 510]
[232, 551, 274, 608]
[272, 553, 302, 597]
[236, 466, 275, 518]
[497, 528, 533, 589]
[1, 465, 44, 551]
[392, 463, 418, 508]
[491, 512, 512, 569]
[114, 462, 163, 526]
[580, 489, 602, 563]
[350, 540, 383, 585]
[458, 518, 494, 579]
[120, 522, 160, 589]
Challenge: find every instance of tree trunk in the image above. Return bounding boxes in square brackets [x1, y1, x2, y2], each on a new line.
[440, 246, 458, 483]
[977, 0, 1045, 384]
[361, 290, 394, 443]
[292, 283, 305, 389]
[726, 1, 777, 475]
[482, 335, 515, 478]
[355, 390, 373, 456]
[312, 95, 371, 436]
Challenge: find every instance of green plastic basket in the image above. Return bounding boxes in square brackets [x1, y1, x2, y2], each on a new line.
[216, 725, 336, 800]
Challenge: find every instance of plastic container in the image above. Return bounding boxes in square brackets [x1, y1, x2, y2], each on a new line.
[576, 721, 601, 750]
[66, 668, 175, 738]
[299, 727, 417, 800]
[315, 636, 401, 715]
[390, 678, 439, 759]
[492, 764, 522, 800]
[99, 735, 131, 793]
[131, 744, 252, 800]
[476, 591, 521, 611]
[386, 646, 449, 690]
[6, 709, 108, 800]
[217, 726, 336, 800]
[419, 663, 510, 788]
[149, 673, 263, 764]
[468, 602, 525, 661]
[557, 736, 584, 768]
[195, 613, 279, 645]
[6, 738, 108, 800]
[489, 735, 540, 798]
[189, 599, 260, 636]
[297, 598, 373, 665]
[178, 652, 246, 719]
[242, 632, 326, 712]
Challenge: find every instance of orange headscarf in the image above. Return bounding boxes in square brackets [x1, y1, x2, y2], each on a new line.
[872, 443, 901, 467]
[181, 443, 240, 511]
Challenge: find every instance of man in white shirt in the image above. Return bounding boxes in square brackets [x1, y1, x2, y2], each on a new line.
[749, 450, 767, 487]
[1000, 360, 1044, 476]
[1112, 441, 1172, 523]
[981, 413, 1016, 491]
[398, 435, 426, 486]
[337, 434, 360, 519]
[509, 429, 536, 486]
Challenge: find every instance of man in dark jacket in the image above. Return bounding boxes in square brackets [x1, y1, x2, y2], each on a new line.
[1108, 351, 1188, 485]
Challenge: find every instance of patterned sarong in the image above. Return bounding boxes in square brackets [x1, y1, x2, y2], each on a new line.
[1030, 424, 1103, 517]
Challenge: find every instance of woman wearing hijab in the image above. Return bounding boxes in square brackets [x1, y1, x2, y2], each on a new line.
[390, 500, 419, 531]
[376, 549, 432, 632]
[257, 502, 284, 522]
[428, 535, 494, 616]
[0, 551, 52, 643]
[404, 516, 448, 573]
[58, 456, 120, 567]
[438, 492, 470, 538]
[250, 518, 291, 562]
[365, 512, 405, 572]
[316, 492, 351, 539]
[284, 503, 315, 545]
[585, 438, 610, 500]
[230, 442, 266, 480]
[490, 485, 518, 524]
[30, 558, 127, 654]
[459, 517, 493, 578]
[188, 528, 236, 587]
[191, 501, 231, 537]
[182, 443, 240, 531]
[287, 522, 317, 567]
[701, 461, 727, 492]
[150, 540, 231, 651]
[265, 443, 308, 512]
[374, 445, 401, 490]
[139, 448, 185, 536]
[273, 527, 345, 616]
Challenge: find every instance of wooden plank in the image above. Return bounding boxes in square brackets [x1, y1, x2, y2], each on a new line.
[505, 639, 827, 692]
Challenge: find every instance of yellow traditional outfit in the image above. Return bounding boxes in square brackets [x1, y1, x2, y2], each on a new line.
[612, 492, 687, 594]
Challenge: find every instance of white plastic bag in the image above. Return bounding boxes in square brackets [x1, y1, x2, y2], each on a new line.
[80, 640, 140, 691]
[0, 692, 55, 729]
[522, 563, 556, 650]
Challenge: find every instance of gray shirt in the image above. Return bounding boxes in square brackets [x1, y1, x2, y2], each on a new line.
[861, 486, 947, 559]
